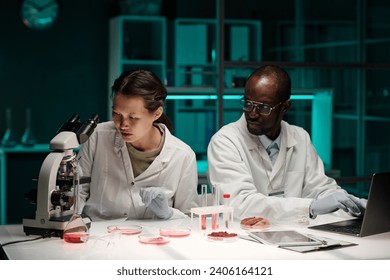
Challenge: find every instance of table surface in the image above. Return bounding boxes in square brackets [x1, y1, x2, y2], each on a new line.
[1, 212, 390, 260]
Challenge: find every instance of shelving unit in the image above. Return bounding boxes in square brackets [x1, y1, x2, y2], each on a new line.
[107, 15, 335, 174]
[173, 18, 261, 87]
[165, 87, 333, 171]
[108, 15, 167, 119]
[166, 17, 262, 160]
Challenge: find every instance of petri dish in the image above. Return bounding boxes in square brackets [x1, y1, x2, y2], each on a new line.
[159, 227, 191, 237]
[107, 225, 142, 235]
[205, 231, 239, 243]
[240, 216, 271, 230]
[138, 234, 170, 245]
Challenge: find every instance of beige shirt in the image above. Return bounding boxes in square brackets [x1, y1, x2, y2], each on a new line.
[126, 125, 165, 178]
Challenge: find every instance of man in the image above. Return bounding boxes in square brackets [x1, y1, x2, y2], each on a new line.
[207, 64, 366, 223]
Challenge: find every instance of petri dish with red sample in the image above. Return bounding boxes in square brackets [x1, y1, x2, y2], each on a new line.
[107, 225, 142, 235]
[63, 232, 90, 243]
[159, 227, 191, 237]
[138, 234, 170, 245]
[205, 231, 239, 242]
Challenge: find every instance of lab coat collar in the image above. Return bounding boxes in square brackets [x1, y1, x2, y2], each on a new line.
[237, 114, 297, 152]
[281, 121, 298, 149]
[114, 129, 125, 153]
[237, 114, 261, 151]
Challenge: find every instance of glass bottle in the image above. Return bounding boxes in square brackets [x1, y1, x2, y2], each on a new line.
[63, 165, 89, 243]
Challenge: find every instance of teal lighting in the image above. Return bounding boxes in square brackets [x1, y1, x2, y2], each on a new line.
[166, 94, 314, 100]
[290, 95, 314, 100]
[167, 95, 221, 100]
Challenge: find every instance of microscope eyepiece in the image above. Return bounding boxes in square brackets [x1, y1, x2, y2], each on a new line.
[55, 114, 100, 144]
[77, 114, 100, 144]
[57, 114, 80, 134]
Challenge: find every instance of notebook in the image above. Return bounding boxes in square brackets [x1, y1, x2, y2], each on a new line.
[308, 172, 390, 237]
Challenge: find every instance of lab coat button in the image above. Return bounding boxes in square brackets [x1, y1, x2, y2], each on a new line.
[131, 182, 134, 185]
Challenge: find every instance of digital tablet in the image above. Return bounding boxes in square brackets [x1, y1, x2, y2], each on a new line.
[247, 230, 323, 247]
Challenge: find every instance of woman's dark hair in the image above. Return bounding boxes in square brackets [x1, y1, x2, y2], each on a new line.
[111, 69, 173, 133]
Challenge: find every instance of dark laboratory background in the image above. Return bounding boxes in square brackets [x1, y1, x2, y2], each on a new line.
[1, 0, 390, 224]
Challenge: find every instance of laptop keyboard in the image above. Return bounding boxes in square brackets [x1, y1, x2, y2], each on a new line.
[309, 219, 363, 236]
[324, 224, 362, 235]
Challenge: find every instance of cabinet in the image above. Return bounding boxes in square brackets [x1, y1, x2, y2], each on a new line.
[108, 15, 167, 118]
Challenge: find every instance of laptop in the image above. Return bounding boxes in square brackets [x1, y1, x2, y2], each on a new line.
[309, 172, 390, 237]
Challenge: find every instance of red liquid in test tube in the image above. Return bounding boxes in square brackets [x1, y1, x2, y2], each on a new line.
[211, 213, 218, 229]
[201, 215, 207, 230]
[201, 184, 208, 230]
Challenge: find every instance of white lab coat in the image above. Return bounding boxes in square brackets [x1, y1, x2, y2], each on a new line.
[78, 121, 199, 221]
[207, 114, 345, 223]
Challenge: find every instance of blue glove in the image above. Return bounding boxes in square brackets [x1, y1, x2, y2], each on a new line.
[139, 187, 173, 219]
[309, 192, 363, 218]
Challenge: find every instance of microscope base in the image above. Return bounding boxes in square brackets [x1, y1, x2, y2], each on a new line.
[23, 215, 91, 238]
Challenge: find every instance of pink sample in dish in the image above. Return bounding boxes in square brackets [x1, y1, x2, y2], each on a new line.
[159, 228, 191, 237]
[138, 234, 170, 245]
[107, 225, 142, 235]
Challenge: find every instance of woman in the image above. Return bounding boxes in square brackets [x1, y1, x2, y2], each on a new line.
[78, 69, 199, 220]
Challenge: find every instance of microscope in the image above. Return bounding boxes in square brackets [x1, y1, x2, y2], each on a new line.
[23, 114, 99, 238]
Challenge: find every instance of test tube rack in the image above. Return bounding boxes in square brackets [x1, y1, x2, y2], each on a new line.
[190, 205, 234, 230]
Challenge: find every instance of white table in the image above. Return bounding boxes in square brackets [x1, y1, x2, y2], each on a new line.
[1, 213, 390, 260]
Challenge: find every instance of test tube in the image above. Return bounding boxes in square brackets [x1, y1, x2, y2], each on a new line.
[200, 184, 207, 230]
[212, 184, 220, 206]
[201, 184, 208, 207]
[211, 184, 220, 230]
[223, 193, 231, 229]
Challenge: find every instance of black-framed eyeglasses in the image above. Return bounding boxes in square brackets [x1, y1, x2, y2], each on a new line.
[240, 98, 284, 116]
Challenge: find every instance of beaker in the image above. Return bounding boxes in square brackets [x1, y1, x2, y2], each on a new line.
[63, 165, 89, 243]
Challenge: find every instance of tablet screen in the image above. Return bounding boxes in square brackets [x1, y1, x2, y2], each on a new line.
[248, 230, 322, 246]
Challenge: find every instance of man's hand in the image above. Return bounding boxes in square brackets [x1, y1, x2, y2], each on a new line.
[310, 192, 365, 218]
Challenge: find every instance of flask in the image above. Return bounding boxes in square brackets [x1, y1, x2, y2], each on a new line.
[63, 165, 89, 243]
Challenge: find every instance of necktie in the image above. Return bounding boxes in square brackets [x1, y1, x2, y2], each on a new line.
[266, 142, 279, 165]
